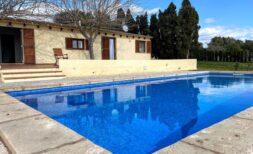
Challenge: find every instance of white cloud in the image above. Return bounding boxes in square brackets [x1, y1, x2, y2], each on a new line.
[129, 5, 160, 16]
[147, 8, 160, 15]
[204, 18, 216, 24]
[199, 26, 253, 46]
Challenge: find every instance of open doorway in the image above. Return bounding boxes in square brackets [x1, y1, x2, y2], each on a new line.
[0, 27, 22, 63]
[1, 34, 16, 63]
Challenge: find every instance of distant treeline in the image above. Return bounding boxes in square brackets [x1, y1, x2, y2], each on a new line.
[196, 37, 253, 62]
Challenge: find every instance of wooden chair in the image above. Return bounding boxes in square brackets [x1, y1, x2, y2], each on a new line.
[53, 48, 68, 65]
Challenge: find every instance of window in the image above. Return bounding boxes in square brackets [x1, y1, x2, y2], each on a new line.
[135, 40, 152, 53]
[72, 40, 78, 49]
[136, 40, 146, 53]
[66, 38, 87, 50]
[139, 41, 146, 53]
[136, 85, 151, 98]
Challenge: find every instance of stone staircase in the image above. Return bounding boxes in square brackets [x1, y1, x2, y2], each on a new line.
[0, 67, 66, 83]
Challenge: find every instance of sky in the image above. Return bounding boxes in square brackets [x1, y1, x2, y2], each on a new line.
[130, 0, 253, 46]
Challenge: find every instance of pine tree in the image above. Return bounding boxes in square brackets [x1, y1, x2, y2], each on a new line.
[126, 9, 138, 33]
[149, 14, 161, 58]
[190, 8, 200, 58]
[159, 2, 178, 59]
[138, 12, 149, 35]
[117, 8, 126, 26]
[178, 0, 200, 59]
[136, 15, 140, 34]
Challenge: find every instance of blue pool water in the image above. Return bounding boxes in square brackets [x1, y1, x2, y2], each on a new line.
[9, 73, 253, 154]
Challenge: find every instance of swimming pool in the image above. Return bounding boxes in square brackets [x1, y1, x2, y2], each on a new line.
[8, 73, 253, 154]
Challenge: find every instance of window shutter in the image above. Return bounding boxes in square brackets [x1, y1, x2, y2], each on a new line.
[66, 38, 72, 49]
[147, 41, 152, 53]
[23, 29, 35, 64]
[85, 40, 89, 50]
[135, 40, 140, 53]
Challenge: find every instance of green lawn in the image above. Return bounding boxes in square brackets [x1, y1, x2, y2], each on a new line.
[198, 61, 253, 71]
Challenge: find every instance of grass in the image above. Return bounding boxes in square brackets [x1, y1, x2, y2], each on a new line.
[198, 61, 253, 71]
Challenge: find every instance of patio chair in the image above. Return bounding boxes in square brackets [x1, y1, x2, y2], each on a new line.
[53, 48, 68, 65]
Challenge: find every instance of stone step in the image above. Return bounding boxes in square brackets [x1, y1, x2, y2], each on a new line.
[3, 72, 64, 78]
[4, 74, 66, 80]
[4, 76, 65, 83]
[0, 68, 60, 73]
[2, 70, 62, 75]
[1, 67, 66, 83]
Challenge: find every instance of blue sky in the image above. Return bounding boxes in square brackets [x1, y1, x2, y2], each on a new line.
[130, 0, 253, 45]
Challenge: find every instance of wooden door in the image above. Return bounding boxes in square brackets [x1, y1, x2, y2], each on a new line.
[102, 37, 116, 60]
[102, 37, 110, 60]
[23, 29, 35, 64]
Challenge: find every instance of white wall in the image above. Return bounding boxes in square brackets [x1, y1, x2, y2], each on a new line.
[59, 59, 197, 77]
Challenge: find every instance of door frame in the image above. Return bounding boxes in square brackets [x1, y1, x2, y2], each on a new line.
[101, 36, 117, 60]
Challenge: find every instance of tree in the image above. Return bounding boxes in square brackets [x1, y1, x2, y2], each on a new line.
[206, 37, 251, 62]
[159, 2, 178, 59]
[243, 40, 253, 62]
[126, 9, 138, 33]
[116, 8, 126, 26]
[243, 40, 253, 53]
[190, 16, 200, 58]
[226, 42, 243, 62]
[135, 15, 140, 34]
[149, 14, 160, 58]
[208, 37, 241, 52]
[208, 37, 227, 52]
[51, 0, 132, 59]
[178, 0, 200, 59]
[0, 0, 43, 18]
[138, 12, 149, 35]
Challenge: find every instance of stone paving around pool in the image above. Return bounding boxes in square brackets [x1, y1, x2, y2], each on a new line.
[155, 107, 253, 154]
[0, 92, 109, 154]
[0, 71, 253, 154]
[0, 140, 8, 154]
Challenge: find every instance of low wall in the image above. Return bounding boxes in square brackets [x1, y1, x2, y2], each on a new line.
[59, 59, 197, 77]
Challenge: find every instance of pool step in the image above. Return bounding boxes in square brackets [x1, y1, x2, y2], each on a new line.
[0, 68, 66, 83]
